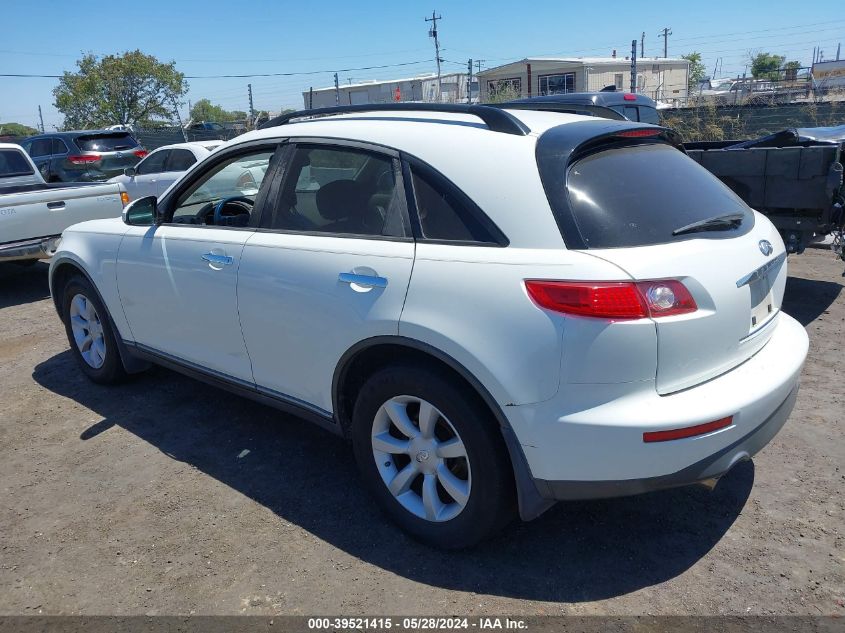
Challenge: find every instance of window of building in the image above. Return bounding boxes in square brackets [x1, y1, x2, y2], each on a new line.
[487, 78, 522, 99]
[614, 73, 624, 90]
[538, 73, 575, 96]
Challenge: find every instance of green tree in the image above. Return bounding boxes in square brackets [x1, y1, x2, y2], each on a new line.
[0, 122, 40, 137]
[53, 50, 187, 129]
[682, 52, 706, 91]
[190, 98, 246, 122]
[750, 52, 786, 79]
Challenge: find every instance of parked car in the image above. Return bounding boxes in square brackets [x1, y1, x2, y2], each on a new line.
[0, 143, 128, 263]
[501, 91, 661, 124]
[20, 130, 147, 183]
[108, 140, 224, 200]
[48, 104, 808, 548]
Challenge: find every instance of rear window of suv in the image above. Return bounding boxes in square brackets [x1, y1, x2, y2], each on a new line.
[542, 142, 753, 249]
[0, 150, 34, 177]
[74, 133, 140, 152]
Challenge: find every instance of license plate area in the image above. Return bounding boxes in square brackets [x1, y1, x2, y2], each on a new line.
[749, 274, 775, 333]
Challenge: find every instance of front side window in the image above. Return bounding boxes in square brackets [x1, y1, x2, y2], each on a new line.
[266, 145, 408, 238]
[136, 150, 169, 175]
[29, 139, 52, 158]
[539, 73, 575, 96]
[169, 149, 275, 225]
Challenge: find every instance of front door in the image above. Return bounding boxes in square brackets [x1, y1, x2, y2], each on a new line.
[116, 145, 279, 383]
[238, 142, 415, 413]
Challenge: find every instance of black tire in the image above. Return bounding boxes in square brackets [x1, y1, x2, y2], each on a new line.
[351, 364, 516, 549]
[61, 275, 127, 385]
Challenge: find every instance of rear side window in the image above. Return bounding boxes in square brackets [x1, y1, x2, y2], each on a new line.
[52, 138, 68, 154]
[165, 149, 196, 171]
[409, 163, 505, 244]
[561, 143, 752, 248]
[0, 150, 34, 177]
[75, 133, 139, 152]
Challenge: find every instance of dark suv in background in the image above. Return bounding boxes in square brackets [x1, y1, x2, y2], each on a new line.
[20, 131, 147, 182]
[501, 91, 661, 124]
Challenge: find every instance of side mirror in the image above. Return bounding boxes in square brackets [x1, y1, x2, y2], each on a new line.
[122, 196, 158, 226]
[124, 166, 136, 178]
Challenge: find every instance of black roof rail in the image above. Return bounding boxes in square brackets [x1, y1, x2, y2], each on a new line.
[258, 103, 530, 136]
[494, 102, 627, 121]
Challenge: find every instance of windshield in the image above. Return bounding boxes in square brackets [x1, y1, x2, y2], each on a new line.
[544, 142, 753, 248]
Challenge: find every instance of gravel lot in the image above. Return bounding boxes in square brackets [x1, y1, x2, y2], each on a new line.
[0, 248, 843, 616]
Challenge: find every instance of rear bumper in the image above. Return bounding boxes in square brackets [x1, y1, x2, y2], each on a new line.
[0, 236, 60, 262]
[505, 312, 808, 497]
[535, 383, 798, 500]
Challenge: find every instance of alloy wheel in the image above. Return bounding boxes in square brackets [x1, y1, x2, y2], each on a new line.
[69, 293, 106, 369]
[371, 395, 471, 522]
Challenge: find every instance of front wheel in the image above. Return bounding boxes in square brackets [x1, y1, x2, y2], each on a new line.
[351, 365, 516, 549]
[61, 275, 127, 384]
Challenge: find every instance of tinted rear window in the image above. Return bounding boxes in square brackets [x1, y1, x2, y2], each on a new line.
[559, 143, 752, 248]
[74, 133, 139, 152]
[0, 150, 34, 177]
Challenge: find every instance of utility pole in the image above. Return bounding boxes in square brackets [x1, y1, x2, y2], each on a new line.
[247, 83, 255, 127]
[466, 58, 473, 103]
[308, 87, 313, 109]
[630, 40, 638, 93]
[426, 11, 443, 101]
[640, 32, 645, 58]
[37, 105, 45, 133]
[659, 26, 672, 58]
[334, 72, 340, 105]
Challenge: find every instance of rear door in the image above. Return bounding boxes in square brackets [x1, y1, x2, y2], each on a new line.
[237, 141, 414, 413]
[541, 138, 786, 394]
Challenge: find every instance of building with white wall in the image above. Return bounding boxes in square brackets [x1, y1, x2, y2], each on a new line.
[302, 73, 478, 109]
[477, 56, 690, 104]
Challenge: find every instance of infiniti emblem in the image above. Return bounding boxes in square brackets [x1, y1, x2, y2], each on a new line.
[759, 240, 773, 256]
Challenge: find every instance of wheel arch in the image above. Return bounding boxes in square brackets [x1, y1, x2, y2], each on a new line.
[49, 256, 149, 374]
[332, 336, 554, 520]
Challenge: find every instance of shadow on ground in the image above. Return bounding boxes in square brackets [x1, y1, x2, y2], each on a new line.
[33, 350, 753, 603]
[0, 262, 50, 309]
[781, 274, 843, 326]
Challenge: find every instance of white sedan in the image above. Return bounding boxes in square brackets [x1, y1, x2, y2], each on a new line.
[108, 140, 224, 200]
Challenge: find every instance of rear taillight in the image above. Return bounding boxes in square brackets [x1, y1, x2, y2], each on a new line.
[643, 416, 733, 442]
[68, 154, 101, 165]
[133, 150, 148, 159]
[525, 279, 697, 320]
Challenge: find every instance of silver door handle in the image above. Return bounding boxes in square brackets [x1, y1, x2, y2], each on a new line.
[338, 272, 387, 288]
[202, 253, 233, 266]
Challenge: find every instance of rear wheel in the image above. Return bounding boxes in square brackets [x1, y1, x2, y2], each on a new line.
[351, 365, 515, 549]
[61, 275, 127, 384]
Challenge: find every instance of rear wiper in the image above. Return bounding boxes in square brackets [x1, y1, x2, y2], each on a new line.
[672, 212, 744, 236]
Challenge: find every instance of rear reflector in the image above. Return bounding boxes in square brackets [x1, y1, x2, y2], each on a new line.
[643, 416, 733, 443]
[616, 128, 662, 138]
[133, 150, 148, 159]
[525, 279, 697, 320]
[68, 154, 101, 165]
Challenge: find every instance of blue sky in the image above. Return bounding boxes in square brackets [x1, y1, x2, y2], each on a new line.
[1, 0, 842, 130]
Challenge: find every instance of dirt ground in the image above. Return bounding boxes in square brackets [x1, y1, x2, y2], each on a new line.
[0, 248, 842, 617]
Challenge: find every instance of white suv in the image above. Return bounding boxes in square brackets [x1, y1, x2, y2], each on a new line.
[49, 104, 808, 548]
